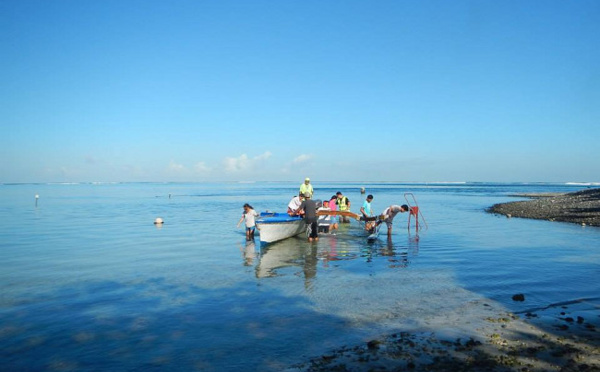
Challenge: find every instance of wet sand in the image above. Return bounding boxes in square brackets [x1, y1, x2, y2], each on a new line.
[488, 188, 600, 226]
[288, 300, 599, 371]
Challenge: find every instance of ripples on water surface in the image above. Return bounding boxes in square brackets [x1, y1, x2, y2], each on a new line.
[1, 182, 599, 370]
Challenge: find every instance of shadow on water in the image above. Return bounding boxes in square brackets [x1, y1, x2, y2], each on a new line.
[0, 277, 358, 371]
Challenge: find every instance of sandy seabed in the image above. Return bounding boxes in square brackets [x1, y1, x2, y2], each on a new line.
[288, 299, 599, 371]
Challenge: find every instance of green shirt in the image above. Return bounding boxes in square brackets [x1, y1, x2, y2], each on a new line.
[300, 183, 313, 197]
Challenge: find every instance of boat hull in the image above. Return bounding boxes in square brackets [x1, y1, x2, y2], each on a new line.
[256, 212, 306, 244]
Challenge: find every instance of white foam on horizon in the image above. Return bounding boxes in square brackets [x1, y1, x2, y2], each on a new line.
[566, 182, 600, 186]
[425, 181, 468, 184]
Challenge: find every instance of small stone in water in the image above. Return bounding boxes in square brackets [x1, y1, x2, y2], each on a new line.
[512, 294, 525, 302]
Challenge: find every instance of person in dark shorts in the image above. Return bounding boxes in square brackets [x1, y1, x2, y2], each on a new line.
[297, 192, 319, 242]
[377, 204, 409, 237]
[236, 203, 259, 240]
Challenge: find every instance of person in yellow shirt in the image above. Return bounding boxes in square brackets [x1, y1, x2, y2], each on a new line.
[299, 177, 313, 198]
[336, 191, 351, 223]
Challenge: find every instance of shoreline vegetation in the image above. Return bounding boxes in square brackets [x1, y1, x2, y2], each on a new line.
[488, 188, 600, 227]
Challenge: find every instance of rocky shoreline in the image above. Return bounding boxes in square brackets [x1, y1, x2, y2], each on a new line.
[488, 188, 600, 226]
[288, 301, 599, 371]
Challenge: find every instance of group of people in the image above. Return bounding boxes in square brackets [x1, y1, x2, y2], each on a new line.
[237, 177, 411, 242]
[288, 191, 350, 243]
[289, 179, 356, 237]
[289, 178, 411, 240]
[358, 194, 411, 236]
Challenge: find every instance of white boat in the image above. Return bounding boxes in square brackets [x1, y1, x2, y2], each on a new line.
[255, 212, 306, 244]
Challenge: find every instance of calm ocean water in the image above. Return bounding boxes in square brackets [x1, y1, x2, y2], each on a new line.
[1, 182, 599, 371]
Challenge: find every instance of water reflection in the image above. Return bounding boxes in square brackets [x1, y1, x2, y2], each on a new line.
[255, 237, 316, 279]
[380, 237, 410, 269]
[255, 233, 422, 280]
[239, 239, 257, 266]
[318, 232, 343, 268]
[318, 235, 359, 265]
[361, 234, 420, 268]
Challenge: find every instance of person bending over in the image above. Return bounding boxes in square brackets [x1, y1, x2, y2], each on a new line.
[378, 204, 409, 237]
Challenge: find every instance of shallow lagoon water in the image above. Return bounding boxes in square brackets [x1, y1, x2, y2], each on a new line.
[1, 182, 599, 370]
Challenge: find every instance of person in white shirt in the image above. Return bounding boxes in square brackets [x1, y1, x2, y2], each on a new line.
[317, 199, 332, 233]
[287, 192, 304, 216]
[237, 203, 259, 240]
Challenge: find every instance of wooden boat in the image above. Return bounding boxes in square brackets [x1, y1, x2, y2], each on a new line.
[255, 212, 306, 244]
[316, 210, 360, 220]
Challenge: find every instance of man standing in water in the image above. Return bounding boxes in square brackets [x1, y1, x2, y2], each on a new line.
[360, 194, 374, 218]
[378, 204, 409, 237]
[299, 177, 313, 198]
[336, 191, 351, 223]
[297, 192, 319, 242]
[360, 194, 375, 233]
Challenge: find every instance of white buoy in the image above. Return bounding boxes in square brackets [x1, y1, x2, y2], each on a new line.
[35, 194, 39, 207]
[154, 217, 164, 225]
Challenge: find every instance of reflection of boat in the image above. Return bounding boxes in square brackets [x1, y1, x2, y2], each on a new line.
[255, 238, 305, 278]
[256, 237, 317, 279]
[255, 212, 306, 244]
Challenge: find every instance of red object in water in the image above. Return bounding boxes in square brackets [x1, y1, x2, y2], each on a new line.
[408, 206, 419, 230]
[404, 193, 428, 233]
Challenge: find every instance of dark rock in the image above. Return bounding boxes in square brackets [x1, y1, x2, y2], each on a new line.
[465, 338, 482, 348]
[367, 340, 381, 350]
[321, 354, 336, 361]
[512, 294, 525, 302]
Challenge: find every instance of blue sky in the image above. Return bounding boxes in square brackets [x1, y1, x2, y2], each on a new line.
[1, 0, 599, 183]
